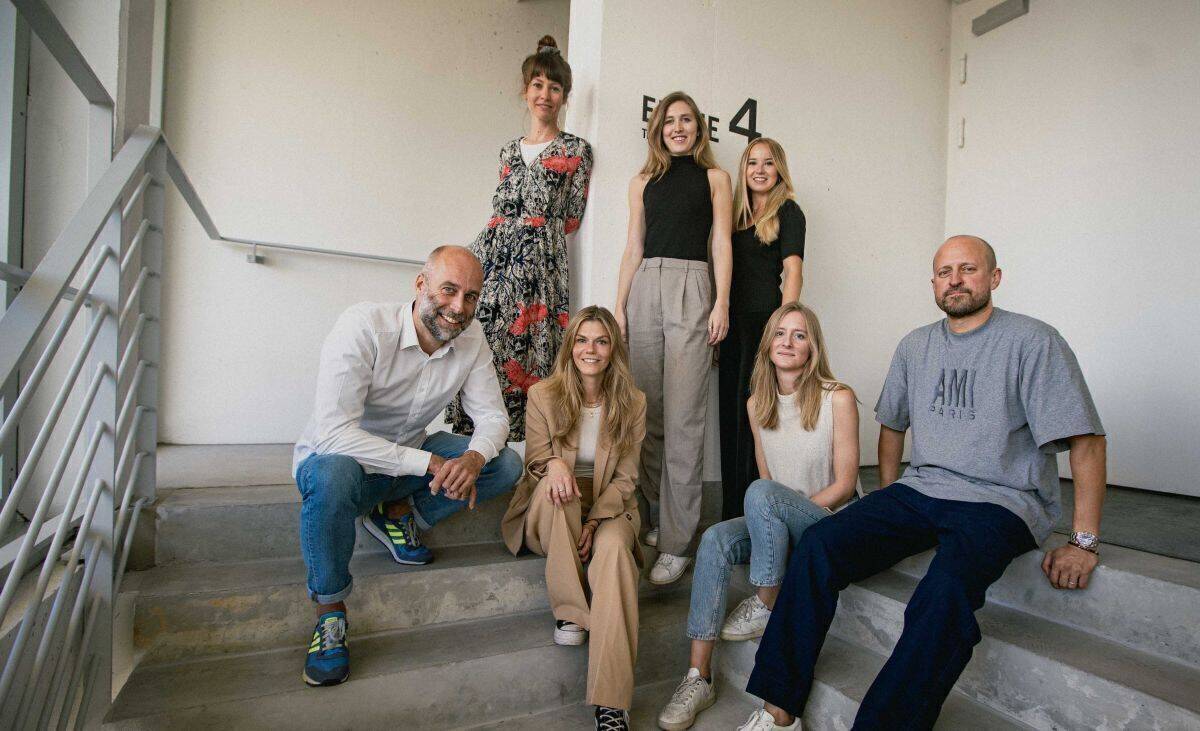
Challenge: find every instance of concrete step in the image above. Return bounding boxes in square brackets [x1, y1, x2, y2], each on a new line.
[894, 538, 1200, 669]
[469, 677, 759, 730]
[106, 589, 692, 729]
[716, 633, 1030, 730]
[154, 483, 509, 564]
[829, 569, 1200, 729]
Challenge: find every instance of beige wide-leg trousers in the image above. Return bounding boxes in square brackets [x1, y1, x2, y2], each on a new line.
[627, 257, 711, 557]
[523, 477, 640, 710]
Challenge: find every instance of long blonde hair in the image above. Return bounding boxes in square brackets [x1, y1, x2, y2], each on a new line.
[541, 306, 642, 452]
[640, 91, 717, 180]
[733, 137, 796, 245]
[749, 302, 852, 431]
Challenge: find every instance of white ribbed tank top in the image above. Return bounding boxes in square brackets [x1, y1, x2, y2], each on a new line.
[758, 389, 836, 499]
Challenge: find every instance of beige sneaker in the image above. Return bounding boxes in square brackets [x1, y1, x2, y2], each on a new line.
[649, 553, 691, 585]
[657, 668, 716, 730]
[720, 594, 771, 641]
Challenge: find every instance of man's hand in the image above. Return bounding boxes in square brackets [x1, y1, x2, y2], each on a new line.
[543, 458, 581, 507]
[1042, 543, 1099, 590]
[429, 450, 486, 509]
[578, 520, 599, 562]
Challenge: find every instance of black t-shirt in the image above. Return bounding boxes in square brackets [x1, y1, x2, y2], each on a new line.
[730, 199, 806, 313]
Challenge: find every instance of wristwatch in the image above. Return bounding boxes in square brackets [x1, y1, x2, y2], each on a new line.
[1069, 531, 1100, 553]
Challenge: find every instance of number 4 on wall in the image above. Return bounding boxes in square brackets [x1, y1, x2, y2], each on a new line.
[729, 98, 762, 141]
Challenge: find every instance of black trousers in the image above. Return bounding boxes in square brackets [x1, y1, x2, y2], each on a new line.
[717, 310, 773, 521]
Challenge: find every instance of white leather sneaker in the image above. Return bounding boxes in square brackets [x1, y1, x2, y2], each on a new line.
[554, 619, 588, 646]
[656, 668, 716, 730]
[645, 527, 659, 547]
[736, 708, 800, 730]
[720, 594, 771, 641]
[649, 553, 691, 585]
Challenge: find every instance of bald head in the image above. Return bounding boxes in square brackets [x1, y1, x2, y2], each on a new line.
[931, 235, 1001, 319]
[414, 245, 483, 343]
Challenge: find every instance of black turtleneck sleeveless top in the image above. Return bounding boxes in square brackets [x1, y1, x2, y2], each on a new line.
[642, 155, 712, 262]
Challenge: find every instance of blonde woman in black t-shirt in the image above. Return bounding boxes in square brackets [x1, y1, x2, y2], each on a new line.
[720, 138, 806, 521]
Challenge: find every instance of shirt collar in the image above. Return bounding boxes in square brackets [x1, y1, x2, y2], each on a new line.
[401, 300, 456, 358]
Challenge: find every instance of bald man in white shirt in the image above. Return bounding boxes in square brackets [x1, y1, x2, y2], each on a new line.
[294, 246, 522, 686]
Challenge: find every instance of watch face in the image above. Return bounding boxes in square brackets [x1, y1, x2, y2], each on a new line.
[1073, 531, 1099, 548]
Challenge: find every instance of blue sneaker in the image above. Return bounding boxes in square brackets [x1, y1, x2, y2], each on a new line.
[303, 611, 349, 686]
[363, 505, 433, 565]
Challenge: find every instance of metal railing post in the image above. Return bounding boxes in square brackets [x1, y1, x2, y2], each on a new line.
[77, 97, 118, 727]
[134, 142, 163, 509]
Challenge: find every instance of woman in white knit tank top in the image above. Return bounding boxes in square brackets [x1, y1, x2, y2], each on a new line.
[658, 303, 860, 730]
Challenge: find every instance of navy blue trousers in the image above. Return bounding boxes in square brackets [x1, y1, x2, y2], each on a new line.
[745, 483, 1037, 730]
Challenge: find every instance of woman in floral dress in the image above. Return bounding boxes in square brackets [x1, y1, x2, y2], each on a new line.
[448, 35, 593, 441]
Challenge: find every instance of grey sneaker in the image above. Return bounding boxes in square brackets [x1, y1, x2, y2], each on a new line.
[649, 553, 691, 585]
[720, 594, 771, 641]
[657, 668, 716, 730]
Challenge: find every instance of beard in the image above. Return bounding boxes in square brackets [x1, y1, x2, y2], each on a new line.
[936, 285, 991, 318]
[417, 293, 472, 342]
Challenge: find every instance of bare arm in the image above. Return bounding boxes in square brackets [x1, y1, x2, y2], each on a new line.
[1043, 434, 1107, 590]
[877, 424, 906, 487]
[781, 255, 803, 305]
[614, 175, 648, 340]
[809, 389, 861, 510]
[707, 168, 733, 345]
[748, 400, 771, 480]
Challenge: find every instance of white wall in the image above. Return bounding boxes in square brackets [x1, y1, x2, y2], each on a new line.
[159, 0, 570, 443]
[945, 0, 1200, 496]
[568, 0, 951, 471]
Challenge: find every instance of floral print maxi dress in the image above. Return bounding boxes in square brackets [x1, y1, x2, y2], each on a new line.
[448, 131, 593, 441]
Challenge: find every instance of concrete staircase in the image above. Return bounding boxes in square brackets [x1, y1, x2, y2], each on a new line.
[105, 445, 1200, 729]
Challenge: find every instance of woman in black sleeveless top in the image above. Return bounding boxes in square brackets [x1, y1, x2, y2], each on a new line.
[720, 138, 806, 520]
[615, 91, 732, 586]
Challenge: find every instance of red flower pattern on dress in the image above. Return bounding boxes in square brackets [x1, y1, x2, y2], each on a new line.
[502, 359, 541, 394]
[509, 302, 549, 335]
[564, 218, 580, 234]
[557, 312, 569, 329]
[500, 165, 511, 181]
[541, 155, 582, 175]
[525, 216, 546, 228]
[487, 216, 506, 229]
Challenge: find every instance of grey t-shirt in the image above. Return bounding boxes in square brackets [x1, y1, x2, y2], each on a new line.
[874, 308, 1104, 543]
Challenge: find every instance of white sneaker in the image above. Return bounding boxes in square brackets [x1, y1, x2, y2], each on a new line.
[649, 553, 691, 585]
[554, 619, 588, 646]
[720, 594, 771, 641]
[657, 668, 716, 730]
[645, 527, 659, 547]
[736, 708, 800, 730]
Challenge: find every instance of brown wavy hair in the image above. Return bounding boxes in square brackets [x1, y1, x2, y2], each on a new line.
[733, 137, 797, 245]
[749, 302, 852, 431]
[541, 306, 642, 452]
[640, 91, 717, 180]
[521, 35, 572, 97]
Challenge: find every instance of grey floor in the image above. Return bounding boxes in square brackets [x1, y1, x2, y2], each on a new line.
[860, 466, 1200, 564]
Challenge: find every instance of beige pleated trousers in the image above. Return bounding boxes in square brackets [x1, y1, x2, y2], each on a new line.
[627, 257, 711, 557]
[523, 477, 641, 710]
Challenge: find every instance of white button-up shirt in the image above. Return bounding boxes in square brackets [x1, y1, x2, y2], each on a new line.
[292, 301, 509, 478]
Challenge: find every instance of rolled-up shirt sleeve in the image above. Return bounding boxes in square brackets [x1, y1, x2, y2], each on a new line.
[458, 338, 510, 462]
[308, 309, 432, 477]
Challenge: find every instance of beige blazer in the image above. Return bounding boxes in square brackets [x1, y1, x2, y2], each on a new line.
[501, 382, 647, 564]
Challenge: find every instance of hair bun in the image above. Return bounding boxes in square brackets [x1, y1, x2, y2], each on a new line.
[537, 35, 558, 53]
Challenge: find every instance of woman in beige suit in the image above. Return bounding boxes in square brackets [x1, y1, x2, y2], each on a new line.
[501, 306, 647, 730]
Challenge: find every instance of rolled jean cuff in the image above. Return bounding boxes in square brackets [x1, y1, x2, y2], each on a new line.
[686, 629, 719, 642]
[410, 496, 432, 531]
[310, 577, 353, 604]
[749, 576, 783, 588]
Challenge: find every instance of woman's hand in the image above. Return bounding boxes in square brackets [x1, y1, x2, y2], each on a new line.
[615, 307, 628, 342]
[707, 301, 729, 345]
[578, 519, 600, 562]
[543, 458, 581, 507]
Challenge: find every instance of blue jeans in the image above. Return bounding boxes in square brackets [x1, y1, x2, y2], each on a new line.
[295, 431, 523, 603]
[746, 484, 1036, 729]
[686, 479, 829, 640]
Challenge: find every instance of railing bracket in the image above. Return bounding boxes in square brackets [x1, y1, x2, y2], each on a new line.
[246, 244, 264, 264]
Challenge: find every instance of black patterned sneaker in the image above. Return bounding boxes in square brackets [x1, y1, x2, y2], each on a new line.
[595, 706, 629, 731]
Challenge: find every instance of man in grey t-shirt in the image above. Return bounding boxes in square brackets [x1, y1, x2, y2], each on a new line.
[744, 236, 1108, 730]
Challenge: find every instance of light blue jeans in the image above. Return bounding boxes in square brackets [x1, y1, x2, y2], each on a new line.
[295, 431, 523, 603]
[685, 479, 829, 640]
